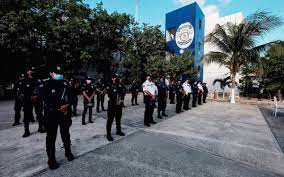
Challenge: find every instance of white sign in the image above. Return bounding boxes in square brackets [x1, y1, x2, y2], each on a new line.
[175, 22, 194, 50]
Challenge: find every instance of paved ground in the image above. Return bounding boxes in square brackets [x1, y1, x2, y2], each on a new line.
[0, 95, 284, 177]
[259, 106, 284, 152]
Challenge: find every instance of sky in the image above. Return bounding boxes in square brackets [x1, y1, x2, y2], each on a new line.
[84, 0, 284, 45]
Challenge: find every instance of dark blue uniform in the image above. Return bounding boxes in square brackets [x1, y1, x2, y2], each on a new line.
[39, 78, 74, 169]
[96, 81, 106, 112]
[13, 76, 25, 126]
[69, 79, 80, 116]
[32, 79, 45, 133]
[106, 80, 125, 141]
[192, 83, 198, 107]
[22, 76, 37, 137]
[157, 80, 168, 118]
[130, 81, 139, 106]
[203, 84, 208, 103]
[175, 81, 184, 113]
[169, 83, 176, 104]
[82, 83, 95, 124]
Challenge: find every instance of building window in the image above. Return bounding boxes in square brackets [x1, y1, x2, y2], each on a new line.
[199, 19, 202, 29]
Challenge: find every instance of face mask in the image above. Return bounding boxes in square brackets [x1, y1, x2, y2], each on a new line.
[53, 74, 63, 80]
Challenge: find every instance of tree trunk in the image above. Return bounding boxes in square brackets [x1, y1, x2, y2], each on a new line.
[230, 73, 236, 103]
[222, 89, 225, 99]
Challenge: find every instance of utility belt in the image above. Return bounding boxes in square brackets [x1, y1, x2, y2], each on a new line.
[45, 103, 66, 112]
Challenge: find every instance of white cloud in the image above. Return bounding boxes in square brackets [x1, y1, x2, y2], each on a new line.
[218, 0, 232, 5]
[176, 0, 206, 6]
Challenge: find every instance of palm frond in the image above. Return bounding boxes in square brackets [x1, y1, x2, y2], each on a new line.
[203, 52, 230, 66]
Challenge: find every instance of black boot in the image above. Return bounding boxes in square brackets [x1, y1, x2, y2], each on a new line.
[116, 131, 125, 136]
[162, 113, 168, 117]
[38, 123, 46, 133]
[89, 118, 94, 123]
[12, 122, 20, 126]
[48, 159, 59, 170]
[107, 135, 114, 141]
[82, 116, 86, 125]
[22, 123, 30, 138]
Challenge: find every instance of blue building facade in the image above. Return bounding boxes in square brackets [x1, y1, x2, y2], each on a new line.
[166, 2, 205, 80]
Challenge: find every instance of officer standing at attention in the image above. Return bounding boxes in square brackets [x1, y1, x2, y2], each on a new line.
[12, 74, 25, 126]
[175, 79, 185, 114]
[197, 81, 204, 105]
[82, 77, 95, 125]
[182, 79, 192, 110]
[168, 80, 176, 104]
[202, 82, 208, 103]
[130, 79, 139, 106]
[22, 67, 37, 137]
[157, 76, 168, 119]
[192, 81, 198, 107]
[118, 78, 127, 107]
[106, 74, 125, 141]
[95, 78, 106, 112]
[39, 66, 74, 170]
[142, 75, 157, 127]
[31, 76, 46, 133]
[69, 78, 79, 116]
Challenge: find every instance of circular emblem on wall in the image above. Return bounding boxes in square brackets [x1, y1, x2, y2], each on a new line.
[175, 22, 194, 49]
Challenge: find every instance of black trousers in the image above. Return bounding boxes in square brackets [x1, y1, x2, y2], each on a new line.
[157, 96, 167, 116]
[14, 97, 24, 123]
[144, 96, 155, 124]
[183, 94, 191, 110]
[34, 101, 45, 130]
[46, 110, 72, 162]
[97, 94, 105, 111]
[192, 94, 198, 107]
[107, 104, 122, 136]
[131, 92, 138, 105]
[198, 93, 203, 105]
[169, 92, 175, 104]
[23, 99, 33, 132]
[176, 94, 183, 113]
[72, 95, 78, 115]
[203, 93, 207, 103]
[82, 105, 93, 122]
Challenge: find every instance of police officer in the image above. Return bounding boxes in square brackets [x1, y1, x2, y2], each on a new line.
[95, 78, 106, 112]
[192, 81, 198, 107]
[157, 76, 168, 119]
[69, 78, 80, 116]
[142, 75, 157, 127]
[203, 83, 208, 103]
[39, 66, 74, 170]
[118, 78, 127, 107]
[22, 67, 37, 137]
[32, 77, 46, 133]
[197, 81, 204, 105]
[182, 79, 192, 110]
[130, 79, 139, 106]
[106, 74, 125, 141]
[175, 79, 185, 114]
[82, 77, 95, 125]
[12, 74, 25, 126]
[168, 80, 176, 104]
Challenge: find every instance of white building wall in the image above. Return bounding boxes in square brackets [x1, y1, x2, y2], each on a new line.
[203, 12, 244, 92]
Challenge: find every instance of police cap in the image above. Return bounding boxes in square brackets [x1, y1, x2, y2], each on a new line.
[49, 66, 62, 74]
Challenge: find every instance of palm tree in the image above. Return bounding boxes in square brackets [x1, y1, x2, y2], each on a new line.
[204, 11, 282, 103]
[213, 76, 232, 99]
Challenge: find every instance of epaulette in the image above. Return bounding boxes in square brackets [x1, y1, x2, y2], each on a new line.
[43, 78, 50, 82]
